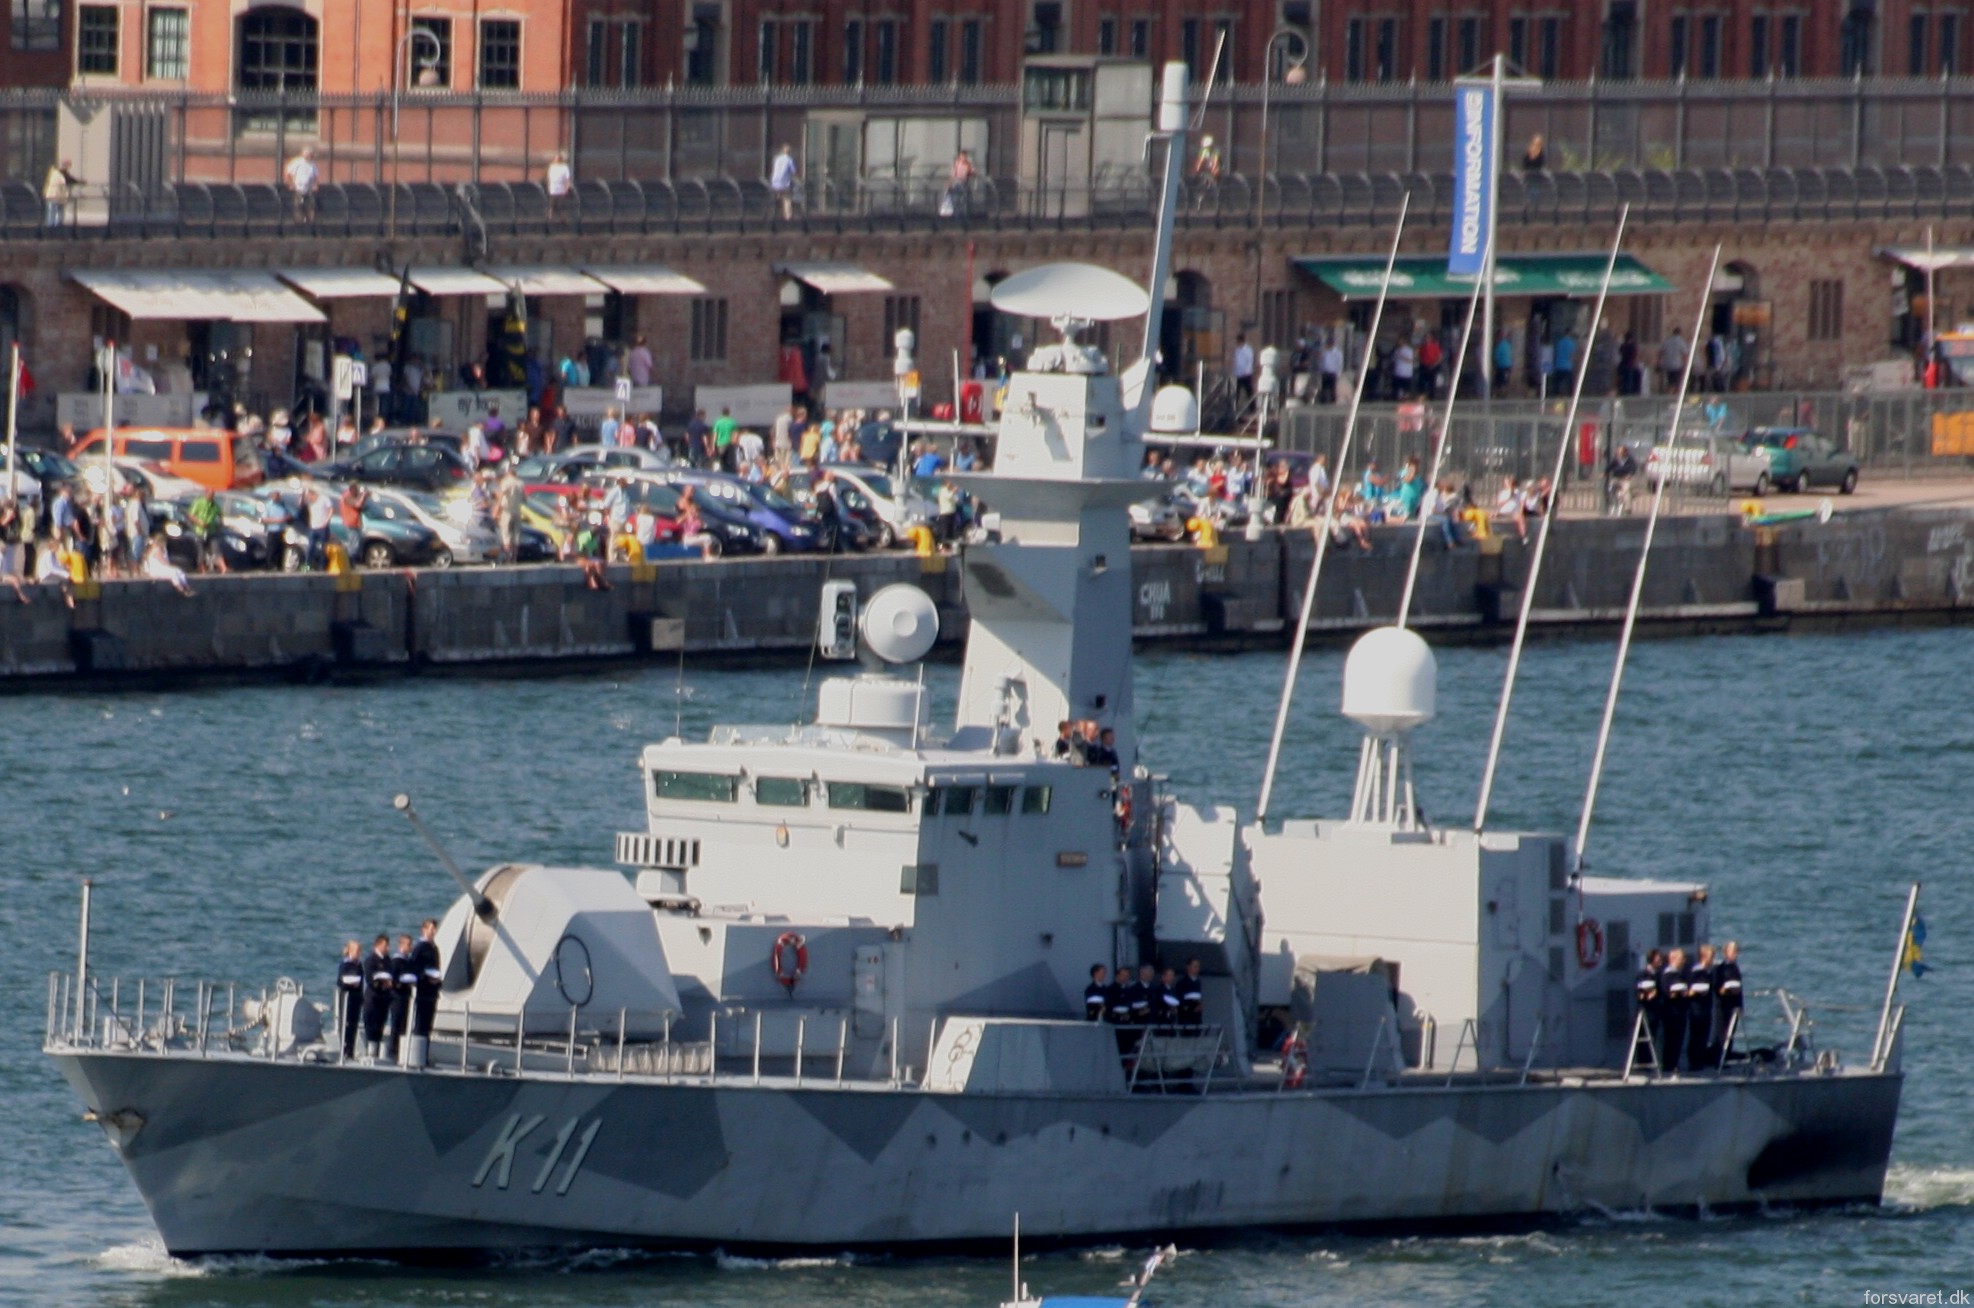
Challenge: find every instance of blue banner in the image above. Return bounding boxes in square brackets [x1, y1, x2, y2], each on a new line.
[1448, 83, 1495, 277]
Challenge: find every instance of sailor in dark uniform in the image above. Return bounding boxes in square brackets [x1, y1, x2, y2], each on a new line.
[359, 934, 396, 1061]
[1085, 964, 1110, 1022]
[335, 940, 364, 1059]
[1633, 948, 1663, 1068]
[1154, 966, 1183, 1033]
[387, 933, 417, 1062]
[1686, 943, 1717, 1070]
[1177, 959, 1206, 1029]
[1712, 940, 1745, 1056]
[1107, 963, 1137, 1056]
[1129, 964, 1156, 1028]
[410, 918, 444, 1039]
[1658, 948, 1689, 1072]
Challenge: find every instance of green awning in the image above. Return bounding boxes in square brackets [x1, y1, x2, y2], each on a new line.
[1292, 253, 1673, 300]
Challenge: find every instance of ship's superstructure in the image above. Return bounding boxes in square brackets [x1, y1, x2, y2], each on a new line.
[43, 64, 1906, 1259]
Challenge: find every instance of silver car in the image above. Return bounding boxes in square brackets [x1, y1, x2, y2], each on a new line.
[365, 488, 501, 566]
[1645, 431, 1773, 496]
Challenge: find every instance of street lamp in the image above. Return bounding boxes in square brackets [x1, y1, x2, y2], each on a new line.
[1247, 26, 1309, 538]
[389, 27, 444, 238]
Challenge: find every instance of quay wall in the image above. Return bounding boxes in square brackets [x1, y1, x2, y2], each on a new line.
[2, 508, 1968, 686]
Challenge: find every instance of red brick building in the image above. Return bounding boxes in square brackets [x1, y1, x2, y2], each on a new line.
[5, 1, 1970, 97]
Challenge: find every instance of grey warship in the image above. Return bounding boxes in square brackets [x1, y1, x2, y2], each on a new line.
[46, 65, 1904, 1259]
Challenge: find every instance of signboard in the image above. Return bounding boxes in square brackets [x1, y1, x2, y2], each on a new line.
[426, 389, 527, 431]
[1447, 82, 1496, 278]
[693, 383, 793, 427]
[821, 380, 905, 411]
[562, 385, 663, 419]
[57, 391, 208, 429]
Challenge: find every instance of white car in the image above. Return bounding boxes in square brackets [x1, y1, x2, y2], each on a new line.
[365, 488, 501, 565]
[1644, 432, 1773, 496]
[81, 457, 206, 503]
[820, 464, 936, 548]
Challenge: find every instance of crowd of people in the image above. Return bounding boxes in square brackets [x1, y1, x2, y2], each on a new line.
[1632, 941, 1746, 1073]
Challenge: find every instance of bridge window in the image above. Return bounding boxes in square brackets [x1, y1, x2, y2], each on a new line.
[932, 786, 976, 816]
[754, 776, 811, 807]
[654, 770, 739, 802]
[827, 781, 913, 813]
[1021, 785, 1052, 815]
[983, 784, 1017, 815]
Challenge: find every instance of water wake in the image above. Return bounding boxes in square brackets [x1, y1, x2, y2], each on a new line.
[1885, 1164, 1974, 1212]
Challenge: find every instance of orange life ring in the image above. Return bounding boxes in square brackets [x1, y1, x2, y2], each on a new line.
[1115, 785, 1133, 829]
[1576, 918, 1605, 971]
[771, 931, 809, 992]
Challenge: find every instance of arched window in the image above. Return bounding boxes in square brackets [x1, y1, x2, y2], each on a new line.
[235, 8, 319, 131]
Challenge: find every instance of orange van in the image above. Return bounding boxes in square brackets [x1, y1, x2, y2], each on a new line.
[74, 427, 264, 492]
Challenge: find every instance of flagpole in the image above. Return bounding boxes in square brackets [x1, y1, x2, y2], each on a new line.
[1872, 881, 1922, 1071]
[5, 344, 19, 509]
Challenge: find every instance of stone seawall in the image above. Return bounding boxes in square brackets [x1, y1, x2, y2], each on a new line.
[2, 508, 1968, 686]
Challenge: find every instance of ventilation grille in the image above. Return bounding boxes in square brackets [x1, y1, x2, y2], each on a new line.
[617, 832, 702, 869]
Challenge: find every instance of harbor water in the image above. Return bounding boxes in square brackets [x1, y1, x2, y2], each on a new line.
[4, 629, 1972, 1306]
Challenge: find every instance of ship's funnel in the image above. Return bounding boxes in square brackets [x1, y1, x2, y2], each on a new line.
[1340, 626, 1435, 829]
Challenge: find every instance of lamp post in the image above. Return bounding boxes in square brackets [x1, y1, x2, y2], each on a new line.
[387, 27, 443, 239]
[1251, 26, 1310, 338]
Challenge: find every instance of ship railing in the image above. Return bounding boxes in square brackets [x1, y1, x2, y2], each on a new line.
[1124, 1025, 1228, 1094]
[45, 971, 253, 1057]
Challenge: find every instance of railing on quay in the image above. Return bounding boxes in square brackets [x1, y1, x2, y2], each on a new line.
[12, 159, 1974, 243]
[1277, 387, 1974, 499]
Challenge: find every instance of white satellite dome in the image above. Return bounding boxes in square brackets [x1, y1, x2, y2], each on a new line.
[1149, 385, 1200, 434]
[1341, 626, 1437, 734]
[859, 584, 940, 664]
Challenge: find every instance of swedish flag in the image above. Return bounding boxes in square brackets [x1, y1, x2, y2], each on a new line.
[1902, 916, 1929, 978]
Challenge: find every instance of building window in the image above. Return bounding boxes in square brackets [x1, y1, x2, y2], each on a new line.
[685, 3, 720, 86]
[1344, 16, 1363, 80]
[690, 298, 728, 362]
[146, 7, 188, 79]
[585, 18, 606, 84]
[1182, 17, 1202, 78]
[478, 18, 519, 89]
[11, 0, 60, 51]
[1456, 15, 1481, 73]
[786, 19, 810, 82]
[1602, 4, 1636, 78]
[758, 18, 777, 81]
[884, 295, 921, 345]
[1426, 15, 1446, 79]
[843, 18, 862, 82]
[409, 16, 453, 87]
[1128, 16, 1149, 58]
[1698, 13, 1720, 76]
[1910, 12, 1929, 75]
[1215, 16, 1235, 78]
[1509, 15, 1527, 68]
[1808, 279, 1844, 341]
[959, 18, 982, 81]
[1669, 13, 1688, 75]
[1374, 16, 1397, 80]
[929, 17, 948, 80]
[235, 6, 317, 129]
[1944, 14, 1961, 74]
[1750, 13, 1769, 75]
[1537, 14, 1561, 77]
[619, 20, 642, 86]
[1098, 15, 1116, 54]
[77, 4, 118, 74]
[1030, 1, 1061, 53]
[1840, 3, 1874, 75]
[1779, 13, 1802, 74]
[872, 17, 897, 83]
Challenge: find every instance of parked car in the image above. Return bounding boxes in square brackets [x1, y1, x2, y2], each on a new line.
[818, 464, 936, 548]
[255, 486, 446, 568]
[80, 457, 208, 504]
[365, 488, 501, 566]
[325, 443, 473, 494]
[1742, 427, 1859, 494]
[606, 468, 823, 554]
[514, 445, 672, 485]
[9, 446, 80, 499]
[74, 426, 264, 491]
[1645, 432, 1773, 496]
[213, 490, 302, 571]
[149, 498, 267, 571]
[587, 471, 767, 556]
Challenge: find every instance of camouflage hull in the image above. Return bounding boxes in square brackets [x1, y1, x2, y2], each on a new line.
[52, 1051, 1900, 1257]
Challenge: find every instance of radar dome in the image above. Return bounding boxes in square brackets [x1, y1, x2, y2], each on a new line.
[1341, 626, 1436, 734]
[859, 584, 940, 664]
[1149, 385, 1200, 434]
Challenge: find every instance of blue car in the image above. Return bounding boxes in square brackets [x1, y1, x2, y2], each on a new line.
[649, 469, 824, 555]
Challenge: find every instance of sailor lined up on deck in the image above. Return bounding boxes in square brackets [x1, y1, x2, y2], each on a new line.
[339, 924, 446, 1063]
[1085, 959, 1206, 1031]
[1634, 940, 1746, 1073]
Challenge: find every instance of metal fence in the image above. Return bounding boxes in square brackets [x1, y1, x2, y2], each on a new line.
[1278, 389, 1974, 503]
[11, 159, 1974, 245]
[5, 74, 1974, 194]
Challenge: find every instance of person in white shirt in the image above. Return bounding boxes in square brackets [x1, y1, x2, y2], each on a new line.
[1319, 338, 1344, 403]
[463, 423, 490, 469]
[1231, 334, 1256, 400]
[1392, 340, 1416, 397]
[737, 429, 764, 465]
[284, 147, 318, 221]
[141, 538, 194, 596]
[769, 144, 799, 220]
[545, 152, 573, 218]
[370, 354, 393, 421]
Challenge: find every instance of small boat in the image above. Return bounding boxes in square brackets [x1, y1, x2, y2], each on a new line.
[1000, 1215, 1173, 1308]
